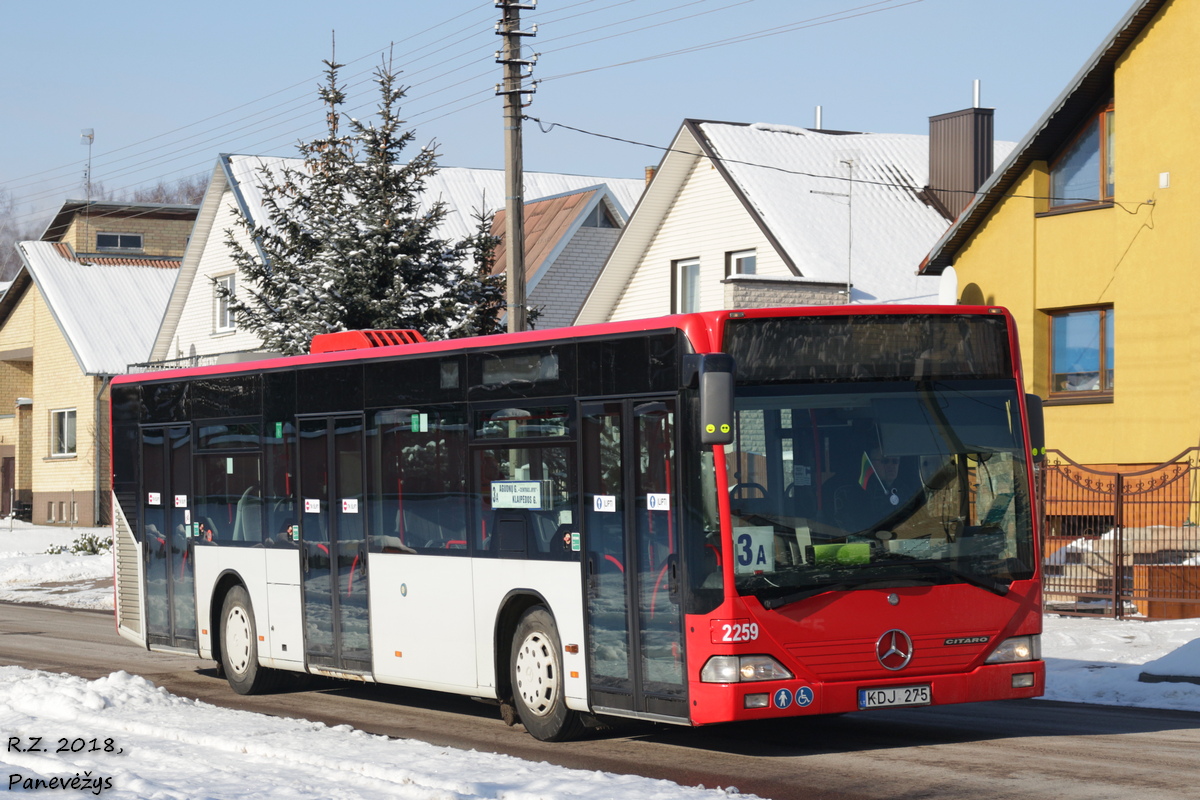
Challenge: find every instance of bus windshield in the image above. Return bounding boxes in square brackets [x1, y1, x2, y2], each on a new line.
[725, 380, 1035, 607]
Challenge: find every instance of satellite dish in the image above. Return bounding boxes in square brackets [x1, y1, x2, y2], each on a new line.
[937, 266, 958, 305]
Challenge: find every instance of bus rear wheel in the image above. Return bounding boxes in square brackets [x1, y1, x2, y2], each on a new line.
[220, 585, 280, 695]
[510, 606, 583, 741]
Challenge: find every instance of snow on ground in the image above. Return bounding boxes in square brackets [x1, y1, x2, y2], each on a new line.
[2, 521, 1199, 798]
[0, 667, 749, 800]
[0, 521, 112, 610]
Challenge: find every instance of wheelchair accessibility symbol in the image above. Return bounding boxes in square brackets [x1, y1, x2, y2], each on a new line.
[773, 687, 814, 710]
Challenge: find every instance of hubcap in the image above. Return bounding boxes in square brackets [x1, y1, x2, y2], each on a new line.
[514, 630, 558, 717]
[225, 605, 252, 676]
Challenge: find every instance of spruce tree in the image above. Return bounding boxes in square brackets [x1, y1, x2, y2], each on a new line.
[221, 54, 506, 355]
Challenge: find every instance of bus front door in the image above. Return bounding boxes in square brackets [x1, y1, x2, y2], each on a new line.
[581, 398, 687, 722]
[297, 415, 371, 674]
[140, 425, 196, 650]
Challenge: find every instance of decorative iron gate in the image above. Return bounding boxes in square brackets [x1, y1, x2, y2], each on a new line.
[1041, 448, 1200, 620]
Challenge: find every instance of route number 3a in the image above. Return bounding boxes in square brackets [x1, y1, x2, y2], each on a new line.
[734, 526, 775, 575]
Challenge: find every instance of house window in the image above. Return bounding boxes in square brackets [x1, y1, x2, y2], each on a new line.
[581, 203, 617, 228]
[726, 249, 756, 276]
[51, 409, 76, 456]
[215, 273, 237, 332]
[1050, 307, 1114, 397]
[1049, 102, 1113, 209]
[673, 258, 701, 313]
[96, 232, 143, 250]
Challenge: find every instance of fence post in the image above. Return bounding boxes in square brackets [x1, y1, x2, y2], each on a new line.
[1114, 473, 1125, 620]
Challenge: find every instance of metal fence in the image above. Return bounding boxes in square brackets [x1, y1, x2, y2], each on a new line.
[1041, 448, 1200, 620]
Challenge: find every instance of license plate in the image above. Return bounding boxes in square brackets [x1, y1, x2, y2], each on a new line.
[858, 685, 931, 709]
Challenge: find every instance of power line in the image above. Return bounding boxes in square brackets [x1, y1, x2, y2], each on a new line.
[523, 115, 1157, 212]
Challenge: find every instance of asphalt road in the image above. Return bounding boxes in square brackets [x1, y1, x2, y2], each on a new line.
[3, 601, 1200, 800]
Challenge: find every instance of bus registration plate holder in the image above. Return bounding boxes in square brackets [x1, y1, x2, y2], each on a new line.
[858, 685, 931, 709]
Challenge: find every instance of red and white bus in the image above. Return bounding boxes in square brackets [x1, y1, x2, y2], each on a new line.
[111, 305, 1045, 740]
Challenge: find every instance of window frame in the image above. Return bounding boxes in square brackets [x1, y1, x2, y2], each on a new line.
[95, 232, 144, 251]
[1047, 306, 1114, 403]
[50, 408, 77, 457]
[725, 249, 757, 277]
[1047, 101, 1114, 212]
[214, 273, 237, 333]
[671, 257, 701, 314]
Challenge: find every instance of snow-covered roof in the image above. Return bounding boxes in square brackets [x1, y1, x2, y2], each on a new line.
[697, 121, 1014, 303]
[14, 241, 178, 374]
[576, 119, 1015, 323]
[224, 155, 645, 241]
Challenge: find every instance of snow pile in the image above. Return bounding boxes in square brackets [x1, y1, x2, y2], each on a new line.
[1042, 615, 1200, 710]
[0, 522, 112, 610]
[0, 666, 753, 800]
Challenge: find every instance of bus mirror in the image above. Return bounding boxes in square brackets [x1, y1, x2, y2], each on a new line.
[1025, 394, 1045, 463]
[698, 354, 735, 446]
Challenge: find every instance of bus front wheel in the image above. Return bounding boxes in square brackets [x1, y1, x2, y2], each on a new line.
[510, 606, 583, 741]
[220, 585, 280, 695]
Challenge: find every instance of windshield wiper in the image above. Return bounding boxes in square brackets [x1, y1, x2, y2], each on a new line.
[760, 559, 1011, 610]
[761, 581, 859, 610]
[879, 557, 1011, 596]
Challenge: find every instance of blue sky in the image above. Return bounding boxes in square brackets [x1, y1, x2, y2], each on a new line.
[0, 0, 1134, 227]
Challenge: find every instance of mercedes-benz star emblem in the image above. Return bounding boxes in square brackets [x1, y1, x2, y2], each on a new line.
[876, 629, 914, 670]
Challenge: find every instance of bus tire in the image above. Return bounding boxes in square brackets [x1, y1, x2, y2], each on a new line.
[219, 585, 279, 695]
[510, 606, 583, 742]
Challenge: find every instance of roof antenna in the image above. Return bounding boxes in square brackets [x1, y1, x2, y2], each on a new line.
[81, 128, 94, 246]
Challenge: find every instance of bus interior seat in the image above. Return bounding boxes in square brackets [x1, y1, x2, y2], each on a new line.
[232, 486, 263, 543]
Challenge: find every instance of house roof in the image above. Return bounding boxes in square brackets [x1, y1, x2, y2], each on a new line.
[223, 155, 644, 243]
[41, 200, 199, 243]
[921, 0, 1165, 274]
[489, 185, 625, 292]
[10, 241, 179, 375]
[576, 119, 1014, 323]
[150, 155, 646, 360]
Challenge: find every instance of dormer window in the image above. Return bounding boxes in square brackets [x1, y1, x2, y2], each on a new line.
[96, 232, 143, 251]
[1049, 102, 1114, 209]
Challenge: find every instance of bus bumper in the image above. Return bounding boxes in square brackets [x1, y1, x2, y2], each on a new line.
[687, 661, 1045, 725]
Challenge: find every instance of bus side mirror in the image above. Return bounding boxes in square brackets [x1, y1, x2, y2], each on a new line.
[1025, 393, 1045, 463]
[697, 354, 735, 446]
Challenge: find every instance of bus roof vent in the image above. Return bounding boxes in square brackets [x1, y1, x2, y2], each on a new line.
[310, 329, 427, 354]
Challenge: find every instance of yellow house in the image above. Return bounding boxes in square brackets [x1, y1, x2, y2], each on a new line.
[920, 0, 1191, 468]
[0, 201, 191, 524]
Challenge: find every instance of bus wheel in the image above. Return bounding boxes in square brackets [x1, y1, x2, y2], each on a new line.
[510, 606, 583, 741]
[220, 585, 279, 695]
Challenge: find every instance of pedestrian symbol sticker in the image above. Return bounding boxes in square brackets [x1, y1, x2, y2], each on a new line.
[773, 688, 793, 709]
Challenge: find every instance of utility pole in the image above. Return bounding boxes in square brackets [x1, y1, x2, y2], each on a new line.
[495, 1, 538, 333]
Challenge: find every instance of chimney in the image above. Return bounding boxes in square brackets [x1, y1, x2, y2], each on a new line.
[644, 166, 657, 185]
[927, 101, 994, 221]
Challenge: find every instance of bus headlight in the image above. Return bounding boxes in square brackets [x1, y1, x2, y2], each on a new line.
[700, 655, 793, 683]
[984, 635, 1041, 664]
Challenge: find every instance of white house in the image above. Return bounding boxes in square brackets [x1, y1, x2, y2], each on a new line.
[575, 117, 1015, 325]
[150, 154, 645, 364]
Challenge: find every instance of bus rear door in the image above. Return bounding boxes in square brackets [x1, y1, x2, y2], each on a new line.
[581, 398, 687, 722]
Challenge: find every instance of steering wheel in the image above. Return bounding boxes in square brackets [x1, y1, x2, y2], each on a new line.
[730, 482, 768, 500]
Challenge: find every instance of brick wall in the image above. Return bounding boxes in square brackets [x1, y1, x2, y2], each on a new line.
[62, 216, 194, 258]
[722, 275, 847, 309]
